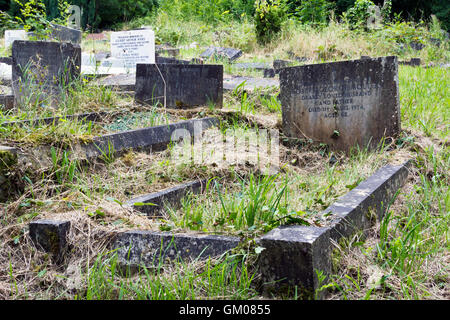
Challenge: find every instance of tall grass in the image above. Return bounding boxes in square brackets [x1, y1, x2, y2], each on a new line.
[81, 250, 258, 300]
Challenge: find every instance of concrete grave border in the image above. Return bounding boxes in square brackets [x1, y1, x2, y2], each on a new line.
[126, 179, 208, 216]
[0, 111, 108, 127]
[28, 159, 411, 297]
[80, 117, 219, 159]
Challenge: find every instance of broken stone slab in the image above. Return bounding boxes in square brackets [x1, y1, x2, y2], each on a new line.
[156, 45, 180, 57]
[399, 58, 421, 67]
[12, 40, 81, 107]
[257, 226, 331, 298]
[96, 73, 136, 91]
[200, 47, 242, 62]
[0, 94, 14, 110]
[114, 230, 240, 271]
[323, 160, 411, 242]
[49, 23, 82, 44]
[29, 219, 71, 261]
[280, 56, 400, 152]
[287, 51, 309, 63]
[126, 179, 208, 216]
[80, 117, 219, 159]
[135, 64, 223, 108]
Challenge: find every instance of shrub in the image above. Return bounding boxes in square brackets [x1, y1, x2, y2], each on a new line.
[294, 0, 335, 27]
[254, 0, 288, 45]
[342, 0, 377, 30]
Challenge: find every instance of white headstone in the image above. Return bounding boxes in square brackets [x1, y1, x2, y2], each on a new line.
[4, 30, 27, 48]
[110, 29, 155, 72]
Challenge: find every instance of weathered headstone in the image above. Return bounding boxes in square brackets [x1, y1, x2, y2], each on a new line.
[135, 64, 223, 108]
[12, 40, 81, 106]
[110, 29, 155, 72]
[280, 56, 400, 152]
[4, 30, 27, 48]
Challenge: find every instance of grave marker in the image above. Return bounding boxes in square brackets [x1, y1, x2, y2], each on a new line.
[110, 29, 155, 72]
[135, 64, 223, 108]
[12, 40, 81, 106]
[4, 30, 27, 48]
[280, 56, 400, 151]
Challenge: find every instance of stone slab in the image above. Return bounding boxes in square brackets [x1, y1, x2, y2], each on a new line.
[280, 56, 400, 152]
[257, 226, 331, 297]
[95, 73, 135, 91]
[156, 45, 180, 57]
[135, 64, 223, 108]
[81, 117, 218, 159]
[50, 23, 82, 44]
[12, 40, 81, 106]
[114, 230, 240, 270]
[29, 219, 70, 260]
[323, 160, 411, 242]
[200, 47, 242, 62]
[126, 179, 208, 216]
[4, 30, 27, 48]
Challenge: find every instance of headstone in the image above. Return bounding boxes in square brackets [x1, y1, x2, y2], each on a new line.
[50, 23, 82, 44]
[135, 64, 223, 108]
[110, 29, 155, 72]
[280, 56, 400, 152]
[12, 40, 81, 106]
[200, 47, 242, 62]
[4, 30, 27, 48]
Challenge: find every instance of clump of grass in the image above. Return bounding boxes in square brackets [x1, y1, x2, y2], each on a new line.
[80, 249, 258, 300]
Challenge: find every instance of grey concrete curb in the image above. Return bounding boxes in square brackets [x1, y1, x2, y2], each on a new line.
[256, 160, 411, 296]
[126, 179, 208, 216]
[114, 230, 240, 271]
[81, 117, 219, 159]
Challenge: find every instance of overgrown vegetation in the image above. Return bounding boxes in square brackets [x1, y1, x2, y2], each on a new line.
[0, 0, 448, 302]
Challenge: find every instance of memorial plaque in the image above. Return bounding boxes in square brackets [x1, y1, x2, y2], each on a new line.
[12, 40, 81, 106]
[4, 30, 27, 48]
[110, 29, 155, 72]
[135, 64, 223, 108]
[280, 56, 400, 151]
